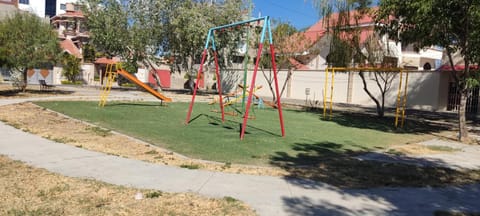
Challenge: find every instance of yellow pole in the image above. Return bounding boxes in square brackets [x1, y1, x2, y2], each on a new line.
[323, 68, 329, 118]
[329, 68, 335, 119]
[99, 64, 111, 107]
[99, 63, 119, 107]
[401, 70, 409, 128]
[395, 69, 404, 128]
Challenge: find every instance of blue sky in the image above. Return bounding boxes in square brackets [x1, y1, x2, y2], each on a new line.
[251, 0, 320, 30]
[251, 0, 380, 30]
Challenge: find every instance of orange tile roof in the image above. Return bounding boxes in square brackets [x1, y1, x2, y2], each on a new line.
[288, 58, 310, 70]
[60, 39, 82, 58]
[51, 10, 84, 20]
[94, 57, 120, 64]
[288, 7, 378, 54]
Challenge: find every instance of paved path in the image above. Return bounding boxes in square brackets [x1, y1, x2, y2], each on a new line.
[1, 122, 480, 215]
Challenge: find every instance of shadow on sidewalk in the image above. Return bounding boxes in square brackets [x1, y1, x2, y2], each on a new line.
[272, 141, 480, 215]
[271, 141, 480, 189]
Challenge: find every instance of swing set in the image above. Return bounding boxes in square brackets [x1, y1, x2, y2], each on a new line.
[322, 67, 409, 128]
[185, 16, 285, 140]
[209, 84, 264, 119]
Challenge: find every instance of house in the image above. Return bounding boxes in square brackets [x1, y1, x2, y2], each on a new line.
[244, 8, 480, 116]
[286, 8, 442, 71]
[16, 0, 78, 18]
[49, 2, 97, 85]
[51, 2, 88, 60]
[438, 52, 479, 114]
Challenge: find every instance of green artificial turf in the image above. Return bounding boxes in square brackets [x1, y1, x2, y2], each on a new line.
[35, 101, 426, 166]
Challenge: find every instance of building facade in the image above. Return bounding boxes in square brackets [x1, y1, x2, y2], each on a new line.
[18, 0, 46, 18]
[17, 0, 78, 18]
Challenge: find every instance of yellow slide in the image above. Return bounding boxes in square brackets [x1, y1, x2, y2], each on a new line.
[117, 69, 172, 102]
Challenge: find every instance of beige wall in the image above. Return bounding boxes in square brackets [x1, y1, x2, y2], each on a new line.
[246, 69, 449, 112]
[53, 66, 63, 85]
[81, 63, 95, 84]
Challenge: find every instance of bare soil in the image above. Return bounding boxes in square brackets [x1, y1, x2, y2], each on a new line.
[0, 156, 255, 216]
[388, 144, 459, 155]
[0, 83, 75, 98]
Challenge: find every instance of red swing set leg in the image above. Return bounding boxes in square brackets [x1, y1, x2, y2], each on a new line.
[240, 44, 285, 140]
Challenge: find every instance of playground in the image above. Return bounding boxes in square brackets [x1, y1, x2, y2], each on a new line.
[0, 14, 479, 191]
[2, 94, 479, 188]
[2, 71, 480, 214]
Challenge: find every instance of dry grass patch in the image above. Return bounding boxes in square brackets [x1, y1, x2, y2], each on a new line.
[387, 144, 460, 156]
[0, 84, 73, 99]
[0, 155, 255, 216]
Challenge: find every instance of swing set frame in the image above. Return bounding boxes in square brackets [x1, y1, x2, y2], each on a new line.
[185, 16, 285, 140]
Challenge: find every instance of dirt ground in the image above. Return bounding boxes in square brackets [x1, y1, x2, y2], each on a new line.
[0, 83, 74, 98]
[0, 155, 255, 216]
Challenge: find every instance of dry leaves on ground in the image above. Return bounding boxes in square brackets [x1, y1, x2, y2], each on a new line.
[0, 156, 255, 216]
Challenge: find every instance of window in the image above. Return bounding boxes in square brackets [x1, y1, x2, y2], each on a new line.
[45, 0, 56, 18]
[60, 4, 66, 10]
[423, 62, 432, 70]
[19, 0, 29, 4]
[232, 56, 244, 64]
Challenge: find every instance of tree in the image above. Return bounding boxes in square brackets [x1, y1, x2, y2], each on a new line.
[167, 0, 244, 74]
[311, 1, 402, 117]
[81, 0, 244, 91]
[82, 43, 96, 63]
[0, 12, 61, 91]
[61, 53, 81, 83]
[376, 0, 480, 141]
[259, 21, 309, 104]
[81, 0, 164, 88]
[358, 34, 398, 117]
[80, 0, 129, 59]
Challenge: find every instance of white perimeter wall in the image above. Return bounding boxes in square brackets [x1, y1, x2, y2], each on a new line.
[244, 69, 449, 111]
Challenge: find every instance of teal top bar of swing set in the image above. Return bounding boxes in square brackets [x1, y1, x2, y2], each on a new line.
[204, 16, 272, 49]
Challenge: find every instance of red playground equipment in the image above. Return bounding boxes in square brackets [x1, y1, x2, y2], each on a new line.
[185, 16, 285, 140]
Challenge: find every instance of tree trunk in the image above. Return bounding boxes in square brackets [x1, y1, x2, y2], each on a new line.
[359, 71, 383, 117]
[379, 92, 385, 118]
[261, 68, 276, 102]
[279, 69, 293, 99]
[22, 68, 27, 92]
[144, 59, 163, 92]
[458, 88, 469, 141]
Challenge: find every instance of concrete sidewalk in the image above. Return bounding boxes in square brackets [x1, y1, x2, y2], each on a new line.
[1, 122, 480, 215]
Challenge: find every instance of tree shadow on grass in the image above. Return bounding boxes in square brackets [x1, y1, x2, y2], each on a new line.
[270, 141, 480, 189]
[188, 113, 281, 137]
[329, 111, 450, 134]
[293, 106, 451, 135]
[106, 102, 166, 107]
